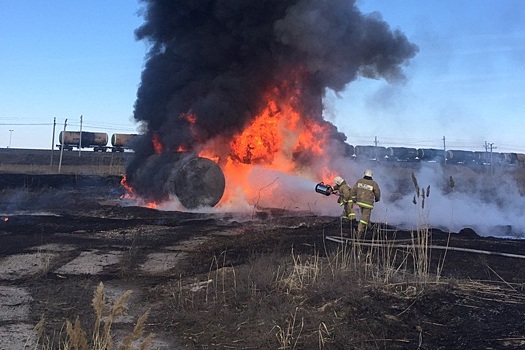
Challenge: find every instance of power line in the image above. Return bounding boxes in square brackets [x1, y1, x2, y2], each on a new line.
[0, 123, 53, 126]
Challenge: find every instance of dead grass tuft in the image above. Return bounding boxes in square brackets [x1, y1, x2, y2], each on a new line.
[35, 282, 154, 350]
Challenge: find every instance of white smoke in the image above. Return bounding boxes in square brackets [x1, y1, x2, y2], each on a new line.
[377, 163, 525, 238]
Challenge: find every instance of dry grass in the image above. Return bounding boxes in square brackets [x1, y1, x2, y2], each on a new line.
[16, 159, 524, 348]
[161, 225, 455, 349]
[153, 173, 466, 347]
[35, 282, 154, 350]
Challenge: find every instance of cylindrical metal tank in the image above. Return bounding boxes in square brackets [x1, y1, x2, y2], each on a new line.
[474, 151, 506, 165]
[169, 157, 225, 209]
[446, 150, 476, 164]
[125, 152, 225, 209]
[386, 147, 418, 161]
[59, 131, 108, 148]
[417, 148, 445, 161]
[111, 133, 139, 147]
[354, 145, 387, 160]
[491, 152, 505, 164]
[503, 152, 518, 164]
[344, 144, 355, 158]
[474, 151, 490, 164]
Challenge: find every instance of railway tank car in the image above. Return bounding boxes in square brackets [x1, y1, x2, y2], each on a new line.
[58, 131, 109, 152]
[474, 151, 520, 166]
[446, 150, 476, 164]
[474, 151, 495, 165]
[386, 147, 418, 162]
[516, 153, 525, 166]
[111, 133, 139, 152]
[417, 148, 445, 162]
[354, 145, 388, 160]
[344, 143, 524, 167]
[502, 152, 518, 165]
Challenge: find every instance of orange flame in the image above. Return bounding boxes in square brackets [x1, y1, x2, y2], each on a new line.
[180, 112, 197, 124]
[125, 71, 340, 210]
[198, 73, 337, 207]
[152, 133, 163, 154]
[120, 175, 159, 208]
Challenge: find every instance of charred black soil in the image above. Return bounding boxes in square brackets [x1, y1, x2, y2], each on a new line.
[1, 152, 525, 349]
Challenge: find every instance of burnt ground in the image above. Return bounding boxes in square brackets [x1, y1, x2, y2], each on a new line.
[1, 153, 525, 349]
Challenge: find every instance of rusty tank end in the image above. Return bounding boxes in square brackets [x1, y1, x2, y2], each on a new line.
[169, 157, 225, 209]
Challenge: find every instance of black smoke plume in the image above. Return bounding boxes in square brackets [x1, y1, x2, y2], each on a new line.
[126, 0, 418, 202]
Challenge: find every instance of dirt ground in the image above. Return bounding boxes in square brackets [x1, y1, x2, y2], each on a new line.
[1, 150, 525, 349]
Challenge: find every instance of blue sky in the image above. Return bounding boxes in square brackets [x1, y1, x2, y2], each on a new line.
[1, 0, 524, 153]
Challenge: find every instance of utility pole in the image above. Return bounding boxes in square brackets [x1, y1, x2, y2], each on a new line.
[374, 136, 379, 160]
[58, 119, 67, 173]
[50, 117, 56, 166]
[79, 115, 83, 157]
[488, 142, 496, 167]
[8, 130, 13, 148]
[442, 136, 446, 164]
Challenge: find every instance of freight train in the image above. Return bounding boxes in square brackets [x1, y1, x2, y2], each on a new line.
[57, 131, 139, 152]
[57, 132, 524, 166]
[349, 145, 525, 167]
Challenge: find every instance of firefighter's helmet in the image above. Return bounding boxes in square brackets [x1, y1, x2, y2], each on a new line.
[364, 169, 373, 177]
[334, 176, 344, 185]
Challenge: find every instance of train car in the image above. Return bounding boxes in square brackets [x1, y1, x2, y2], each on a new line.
[111, 133, 139, 152]
[502, 152, 518, 165]
[354, 145, 388, 160]
[417, 148, 445, 162]
[474, 151, 494, 165]
[491, 152, 506, 165]
[446, 150, 476, 164]
[58, 131, 109, 152]
[344, 143, 355, 158]
[474, 151, 515, 165]
[516, 153, 525, 166]
[386, 147, 418, 162]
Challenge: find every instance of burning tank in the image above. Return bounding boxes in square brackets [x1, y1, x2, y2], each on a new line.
[169, 156, 225, 209]
[124, 153, 225, 209]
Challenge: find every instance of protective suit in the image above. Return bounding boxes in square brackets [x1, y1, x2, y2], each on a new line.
[333, 176, 355, 221]
[351, 170, 381, 237]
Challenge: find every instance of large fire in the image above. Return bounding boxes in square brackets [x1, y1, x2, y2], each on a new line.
[196, 81, 337, 209]
[124, 73, 339, 210]
[127, 0, 419, 211]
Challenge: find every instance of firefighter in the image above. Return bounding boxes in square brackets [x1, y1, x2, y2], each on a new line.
[351, 169, 381, 237]
[333, 176, 355, 221]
